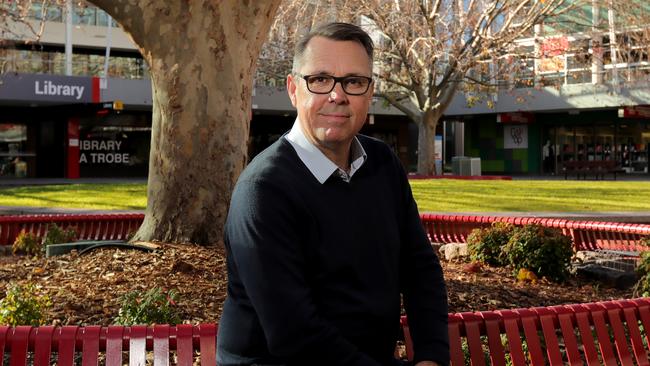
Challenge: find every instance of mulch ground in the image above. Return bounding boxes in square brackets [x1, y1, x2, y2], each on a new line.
[0, 243, 634, 326]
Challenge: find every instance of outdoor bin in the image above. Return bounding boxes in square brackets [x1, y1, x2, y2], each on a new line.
[452, 156, 481, 176]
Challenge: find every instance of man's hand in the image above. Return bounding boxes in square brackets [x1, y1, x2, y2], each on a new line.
[415, 362, 439, 366]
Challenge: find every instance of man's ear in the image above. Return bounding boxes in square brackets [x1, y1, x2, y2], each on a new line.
[287, 74, 297, 108]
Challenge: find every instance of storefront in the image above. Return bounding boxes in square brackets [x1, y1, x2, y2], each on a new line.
[461, 109, 650, 175]
[542, 109, 650, 175]
[1, 73, 414, 179]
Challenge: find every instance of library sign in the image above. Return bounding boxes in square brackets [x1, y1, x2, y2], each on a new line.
[79, 140, 130, 164]
[0, 73, 96, 103]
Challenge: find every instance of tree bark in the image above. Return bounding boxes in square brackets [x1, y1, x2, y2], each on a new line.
[90, 1, 281, 245]
[416, 110, 440, 175]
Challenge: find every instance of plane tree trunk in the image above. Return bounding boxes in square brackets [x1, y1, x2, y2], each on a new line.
[90, 1, 281, 245]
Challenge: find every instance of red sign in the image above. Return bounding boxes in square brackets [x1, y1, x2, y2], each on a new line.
[618, 106, 650, 119]
[497, 112, 535, 124]
[541, 37, 569, 57]
[67, 119, 80, 179]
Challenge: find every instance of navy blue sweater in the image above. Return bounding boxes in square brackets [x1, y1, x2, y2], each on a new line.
[217, 135, 449, 366]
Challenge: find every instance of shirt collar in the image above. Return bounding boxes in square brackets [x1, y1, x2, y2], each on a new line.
[285, 119, 367, 184]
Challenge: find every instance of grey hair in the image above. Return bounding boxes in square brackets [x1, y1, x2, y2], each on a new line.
[292, 22, 374, 73]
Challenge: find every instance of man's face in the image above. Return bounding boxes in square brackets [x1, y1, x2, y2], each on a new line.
[287, 36, 373, 152]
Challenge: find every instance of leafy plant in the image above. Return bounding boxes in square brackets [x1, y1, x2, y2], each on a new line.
[0, 283, 51, 326]
[634, 240, 650, 297]
[42, 223, 78, 246]
[466, 222, 514, 266]
[502, 224, 573, 283]
[114, 287, 181, 325]
[12, 230, 41, 256]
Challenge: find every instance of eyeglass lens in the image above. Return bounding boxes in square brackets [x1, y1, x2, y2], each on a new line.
[306, 75, 371, 95]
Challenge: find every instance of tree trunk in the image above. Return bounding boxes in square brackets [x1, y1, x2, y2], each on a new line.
[416, 110, 441, 176]
[92, 1, 281, 245]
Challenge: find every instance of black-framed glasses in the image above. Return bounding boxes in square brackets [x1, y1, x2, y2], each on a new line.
[296, 73, 373, 95]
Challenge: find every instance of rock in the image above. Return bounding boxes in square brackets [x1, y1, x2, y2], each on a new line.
[462, 261, 483, 273]
[439, 243, 468, 261]
[575, 264, 638, 290]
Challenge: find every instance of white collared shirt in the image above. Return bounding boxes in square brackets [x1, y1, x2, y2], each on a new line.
[285, 119, 367, 184]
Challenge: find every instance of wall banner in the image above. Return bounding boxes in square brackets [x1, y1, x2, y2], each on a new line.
[504, 125, 528, 149]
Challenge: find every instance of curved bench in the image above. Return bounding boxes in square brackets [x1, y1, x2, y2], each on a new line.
[402, 298, 650, 366]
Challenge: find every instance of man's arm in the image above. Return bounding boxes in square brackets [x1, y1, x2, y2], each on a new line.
[226, 178, 381, 366]
[397, 166, 450, 366]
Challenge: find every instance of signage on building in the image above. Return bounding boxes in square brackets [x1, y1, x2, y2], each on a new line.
[497, 112, 535, 124]
[539, 36, 568, 73]
[504, 125, 528, 149]
[79, 140, 130, 164]
[618, 106, 650, 119]
[0, 73, 98, 103]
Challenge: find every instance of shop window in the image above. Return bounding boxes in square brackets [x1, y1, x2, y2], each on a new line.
[0, 124, 29, 178]
[78, 124, 151, 177]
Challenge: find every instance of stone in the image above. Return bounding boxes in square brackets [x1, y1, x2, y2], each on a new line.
[439, 243, 468, 261]
[574, 263, 639, 290]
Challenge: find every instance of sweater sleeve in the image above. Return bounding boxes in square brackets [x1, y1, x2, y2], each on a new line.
[397, 165, 450, 365]
[225, 177, 382, 366]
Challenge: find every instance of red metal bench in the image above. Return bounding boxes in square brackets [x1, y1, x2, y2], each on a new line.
[3, 214, 649, 253]
[0, 214, 144, 246]
[0, 324, 216, 366]
[3, 299, 650, 365]
[420, 214, 650, 252]
[402, 298, 650, 366]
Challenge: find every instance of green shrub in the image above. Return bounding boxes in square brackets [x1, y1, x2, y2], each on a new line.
[466, 222, 514, 266]
[42, 223, 78, 246]
[114, 287, 181, 325]
[0, 283, 51, 326]
[634, 237, 650, 297]
[502, 224, 573, 283]
[12, 230, 42, 256]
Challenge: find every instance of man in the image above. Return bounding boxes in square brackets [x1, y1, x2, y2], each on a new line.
[217, 22, 449, 366]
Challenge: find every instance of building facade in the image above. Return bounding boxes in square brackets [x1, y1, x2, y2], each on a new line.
[442, 3, 650, 176]
[0, 2, 414, 179]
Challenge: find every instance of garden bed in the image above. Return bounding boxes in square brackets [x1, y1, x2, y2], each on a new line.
[0, 243, 634, 326]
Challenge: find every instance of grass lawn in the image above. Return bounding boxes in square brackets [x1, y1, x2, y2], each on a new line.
[0, 179, 649, 212]
[411, 179, 650, 212]
[0, 183, 147, 210]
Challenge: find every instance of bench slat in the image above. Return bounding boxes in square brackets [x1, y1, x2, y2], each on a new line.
[446, 316, 464, 366]
[461, 313, 486, 366]
[81, 326, 101, 366]
[129, 326, 147, 366]
[571, 307, 601, 366]
[588, 304, 618, 366]
[482, 312, 506, 366]
[176, 325, 195, 366]
[106, 326, 124, 366]
[198, 324, 217, 366]
[553, 308, 583, 366]
[497, 311, 526, 366]
[620, 301, 650, 366]
[535, 309, 563, 365]
[57, 326, 79, 366]
[517, 310, 546, 366]
[0, 326, 9, 366]
[153, 325, 170, 366]
[603, 303, 635, 365]
[33, 326, 54, 366]
[9, 326, 31, 366]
